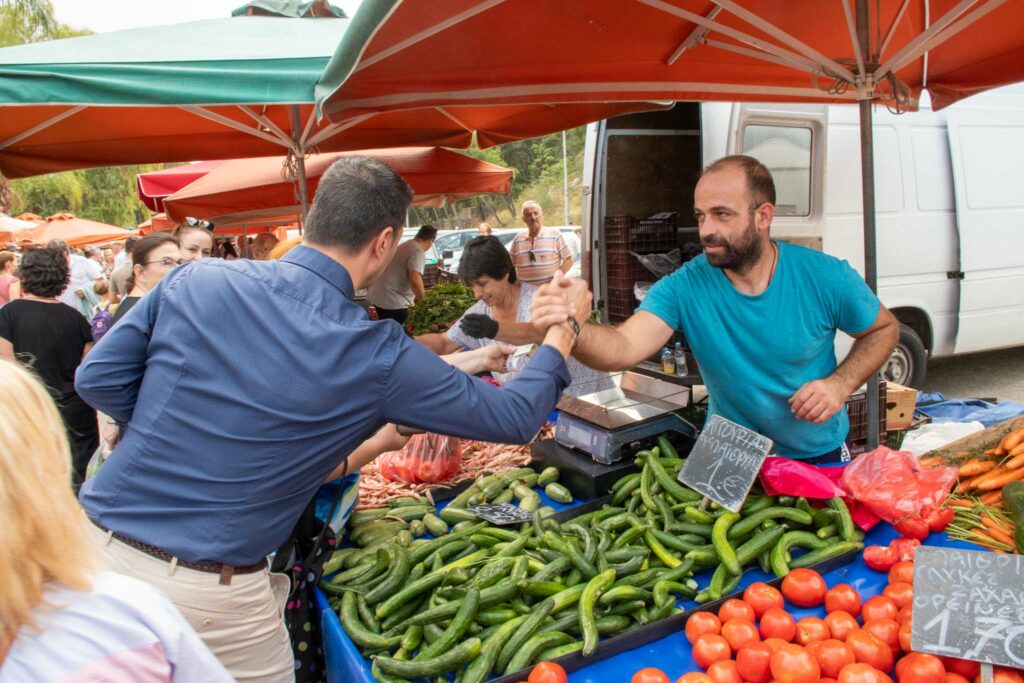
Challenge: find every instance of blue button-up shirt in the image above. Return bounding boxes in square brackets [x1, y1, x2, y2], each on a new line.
[76, 245, 570, 565]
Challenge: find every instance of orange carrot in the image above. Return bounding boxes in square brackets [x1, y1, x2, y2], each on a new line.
[976, 467, 1024, 491]
[981, 523, 1016, 547]
[1009, 443, 1024, 458]
[980, 491, 1003, 505]
[969, 528, 1012, 549]
[947, 498, 975, 508]
[999, 428, 1024, 453]
[959, 459, 998, 477]
[980, 515, 1013, 534]
[984, 447, 1002, 457]
[919, 456, 944, 468]
[1005, 452, 1024, 470]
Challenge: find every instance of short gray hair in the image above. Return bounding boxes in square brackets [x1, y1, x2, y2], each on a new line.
[304, 156, 413, 253]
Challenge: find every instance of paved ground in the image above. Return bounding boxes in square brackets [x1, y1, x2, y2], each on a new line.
[922, 346, 1024, 403]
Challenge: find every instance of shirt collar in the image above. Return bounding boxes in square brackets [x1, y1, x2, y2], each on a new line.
[281, 244, 355, 299]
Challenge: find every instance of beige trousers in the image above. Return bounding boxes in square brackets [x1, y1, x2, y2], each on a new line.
[90, 524, 295, 683]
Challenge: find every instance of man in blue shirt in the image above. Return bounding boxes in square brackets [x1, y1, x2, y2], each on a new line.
[75, 156, 583, 682]
[531, 155, 898, 461]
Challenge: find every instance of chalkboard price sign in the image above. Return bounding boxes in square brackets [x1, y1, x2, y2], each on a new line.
[677, 415, 773, 512]
[467, 503, 534, 526]
[911, 546, 1024, 669]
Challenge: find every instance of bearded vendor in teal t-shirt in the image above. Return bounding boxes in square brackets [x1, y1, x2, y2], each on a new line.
[530, 155, 899, 461]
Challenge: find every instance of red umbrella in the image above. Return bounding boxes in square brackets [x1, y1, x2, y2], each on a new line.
[163, 147, 513, 226]
[137, 161, 226, 213]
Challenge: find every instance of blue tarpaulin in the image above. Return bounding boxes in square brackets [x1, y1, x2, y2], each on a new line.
[916, 392, 1024, 427]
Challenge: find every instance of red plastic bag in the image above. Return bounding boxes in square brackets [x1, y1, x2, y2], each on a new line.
[842, 446, 958, 524]
[759, 457, 881, 530]
[378, 433, 462, 484]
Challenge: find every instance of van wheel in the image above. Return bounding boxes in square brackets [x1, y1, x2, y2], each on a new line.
[883, 324, 927, 388]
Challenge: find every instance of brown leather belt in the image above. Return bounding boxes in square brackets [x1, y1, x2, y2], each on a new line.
[92, 518, 267, 585]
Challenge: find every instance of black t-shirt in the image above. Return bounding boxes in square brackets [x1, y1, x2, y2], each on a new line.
[0, 299, 93, 400]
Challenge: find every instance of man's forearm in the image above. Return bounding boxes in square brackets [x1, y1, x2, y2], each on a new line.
[560, 257, 573, 274]
[494, 321, 545, 346]
[831, 323, 899, 394]
[325, 435, 390, 481]
[570, 323, 651, 371]
[409, 271, 426, 301]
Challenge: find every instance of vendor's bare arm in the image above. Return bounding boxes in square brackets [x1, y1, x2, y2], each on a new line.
[324, 424, 408, 481]
[789, 305, 899, 424]
[408, 269, 426, 302]
[492, 321, 545, 346]
[415, 332, 461, 354]
[573, 312, 674, 371]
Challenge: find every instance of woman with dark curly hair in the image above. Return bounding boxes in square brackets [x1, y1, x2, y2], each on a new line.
[0, 247, 97, 486]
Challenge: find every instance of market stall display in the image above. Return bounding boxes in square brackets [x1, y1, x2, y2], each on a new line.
[403, 283, 476, 336]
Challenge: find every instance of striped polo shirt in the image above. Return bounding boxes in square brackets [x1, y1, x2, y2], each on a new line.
[510, 227, 572, 284]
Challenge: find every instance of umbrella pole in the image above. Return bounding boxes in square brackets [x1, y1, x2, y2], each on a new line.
[289, 105, 311, 233]
[857, 0, 881, 451]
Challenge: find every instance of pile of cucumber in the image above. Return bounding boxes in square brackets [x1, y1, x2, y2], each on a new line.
[324, 439, 863, 682]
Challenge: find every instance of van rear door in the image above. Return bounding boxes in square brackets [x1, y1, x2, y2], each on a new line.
[946, 103, 1024, 353]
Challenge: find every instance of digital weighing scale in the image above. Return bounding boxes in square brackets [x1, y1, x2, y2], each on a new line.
[554, 371, 695, 465]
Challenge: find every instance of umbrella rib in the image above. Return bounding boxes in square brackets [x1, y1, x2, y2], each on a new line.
[708, 0, 859, 83]
[305, 112, 378, 148]
[877, 0, 913, 60]
[703, 38, 813, 72]
[354, 0, 507, 74]
[0, 106, 86, 152]
[434, 107, 473, 133]
[180, 106, 292, 149]
[667, 6, 723, 65]
[873, 0, 1002, 81]
[238, 106, 296, 150]
[841, 0, 867, 80]
[635, 0, 825, 78]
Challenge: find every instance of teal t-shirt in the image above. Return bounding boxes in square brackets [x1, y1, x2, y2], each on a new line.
[638, 242, 880, 459]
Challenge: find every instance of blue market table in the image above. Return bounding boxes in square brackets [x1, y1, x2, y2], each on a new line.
[316, 491, 976, 683]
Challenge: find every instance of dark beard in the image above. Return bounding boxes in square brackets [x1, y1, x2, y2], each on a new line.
[703, 217, 763, 273]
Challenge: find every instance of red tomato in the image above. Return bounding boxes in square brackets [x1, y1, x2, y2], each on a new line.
[744, 582, 785, 618]
[631, 668, 671, 683]
[990, 667, 1024, 683]
[898, 619, 912, 654]
[781, 568, 828, 608]
[895, 652, 944, 683]
[890, 538, 921, 562]
[693, 634, 733, 670]
[928, 507, 954, 532]
[795, 617, 830, 646]
[763, 637, 790, 652]
[722, 618, 761, 652]
[769, 643, 821, 683]
[847, 631, 893, 673]
[861, 596, 899, 623]
[736, 642, 774, 683]
[825, 610, 861, 642]
[888, 561, 915, 585]
[894, 514, 931, 541]
[864, 545, 899, 573]
[939, 658, 979, 679]
[883, 582, 914, 610]
[719, 598, 756, 624]
[863, 619, 901, 655]
[529, 661, 568, 683]
[826, 584, 863, 617]
[686, 612, 723, 645]
[944, 675, 971, 683]
[812, 639, 857, 679]
[759, 608, 797, 642]
[676, 674, 714, 683]
[707, 659, 743, 683]
[839, 663, 884, 683]
[898, 605, 913, 626]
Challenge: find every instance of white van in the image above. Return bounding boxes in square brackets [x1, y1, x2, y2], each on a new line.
[582, 85, 1024, 387]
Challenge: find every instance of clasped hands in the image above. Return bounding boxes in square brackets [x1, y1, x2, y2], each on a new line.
[529, 271, 592, 335]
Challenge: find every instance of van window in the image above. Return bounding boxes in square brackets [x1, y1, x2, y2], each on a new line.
[741, 125, 812, 216]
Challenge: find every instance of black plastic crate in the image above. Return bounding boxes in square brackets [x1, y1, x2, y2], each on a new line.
[846, 381, 888, 454]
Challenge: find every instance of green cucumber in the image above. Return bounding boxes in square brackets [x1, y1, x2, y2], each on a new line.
[505, 631, 574, 674]
[537, 467, 560, 487]
[364, 544, 410, 605]
[338, 592, 401, 651]
[544, 482, 573, 504]
[414, 588, 480, 661]
[374, 637, 481, 678]
[727, 506, 814, 539]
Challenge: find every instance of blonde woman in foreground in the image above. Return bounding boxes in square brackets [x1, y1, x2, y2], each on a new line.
[0, 360, 232, 682]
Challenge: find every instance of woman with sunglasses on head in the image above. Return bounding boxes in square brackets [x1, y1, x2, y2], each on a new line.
[0, 360, 232, 682]
[110, 233, 181, 326]
[174, 224, 215, 264]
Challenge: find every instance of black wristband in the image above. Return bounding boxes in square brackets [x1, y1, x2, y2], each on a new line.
[566, 316, 581, 336]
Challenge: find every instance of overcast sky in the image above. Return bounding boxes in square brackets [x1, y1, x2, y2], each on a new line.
[50, 0, 362, 33]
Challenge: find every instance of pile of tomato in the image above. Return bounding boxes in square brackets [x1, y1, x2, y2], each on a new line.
[627, 565, 1024, 683]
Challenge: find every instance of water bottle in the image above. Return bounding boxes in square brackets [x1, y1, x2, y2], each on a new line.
[674, 342, 687, 377]
[660, 347, 676, 374]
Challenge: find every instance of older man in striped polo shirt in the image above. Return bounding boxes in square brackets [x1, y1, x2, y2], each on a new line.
[509, 200, 573, 285]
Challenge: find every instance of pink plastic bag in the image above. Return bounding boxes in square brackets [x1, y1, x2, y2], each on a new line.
[378, 433, 462, 484]
[842, 446, 958, 524]
[759, 457, 880, 530]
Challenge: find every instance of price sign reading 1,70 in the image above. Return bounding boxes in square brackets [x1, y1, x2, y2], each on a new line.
[911, 546, 1024, 669]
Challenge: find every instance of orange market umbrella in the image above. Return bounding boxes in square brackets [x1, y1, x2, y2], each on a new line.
[136, 213, 178, 235]
[163, 147, 514, 226]
[28, 212, 134, 248]
[1, 213, 37, 243]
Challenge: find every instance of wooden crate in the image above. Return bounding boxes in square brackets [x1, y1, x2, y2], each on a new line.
[923, 414, 1024, 461]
